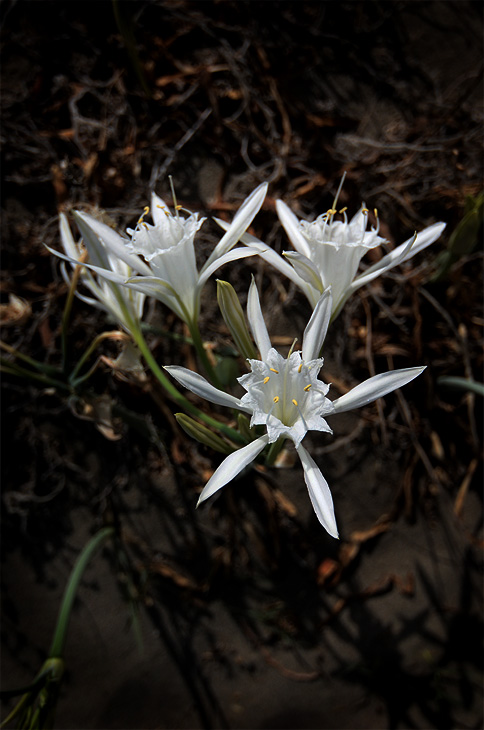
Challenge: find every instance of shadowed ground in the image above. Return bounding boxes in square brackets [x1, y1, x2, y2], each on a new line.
[1, 2, 483, 728]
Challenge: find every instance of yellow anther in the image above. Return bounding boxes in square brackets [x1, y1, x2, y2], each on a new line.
[273, 396, 279, 403]
[263, 376, 270, 384]
[292, 399, 298, 406]
[143, 206, 150, 214]
[270, 368, 279, 374]
[175, 204, 183, 210]
[327, 208, 337, 216]
[374, 208, 378, 218]
[156, 204, 165, 209]
[339, 207, 347, 214]
[304, 384, 312, 391]
[142, 222, 149, 229]
[298, 363, 303, 373]
[362, 208, 369, 214]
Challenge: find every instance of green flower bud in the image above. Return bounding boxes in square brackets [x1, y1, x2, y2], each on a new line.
[216, 280, 257, 360]
[175, 413, 234, 454]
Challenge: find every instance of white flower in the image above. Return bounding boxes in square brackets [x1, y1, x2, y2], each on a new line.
[165, 282, 425, 538]
[275, 194, 446, 318]
[50, 183, 268, 327]
[58, 212, 145, 337]
[212, 179, 445, 320]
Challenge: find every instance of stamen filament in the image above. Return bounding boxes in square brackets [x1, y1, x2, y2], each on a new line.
[169, 175, 179, 220]
[332, 171, 347, 212]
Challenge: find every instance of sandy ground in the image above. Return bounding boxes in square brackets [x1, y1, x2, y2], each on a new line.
[1, 2, 483, 728]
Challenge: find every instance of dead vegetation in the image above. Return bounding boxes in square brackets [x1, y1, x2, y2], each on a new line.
[1, 2, 483, 728]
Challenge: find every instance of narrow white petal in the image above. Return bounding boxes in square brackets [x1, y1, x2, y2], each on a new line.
[332, 366, 426, 414]
[247, 278, 272, 360]
[197, 435, 269, 505]
[212, 225, 320, 305]
[46, 244, 131, 284]
[205, 182, 268, 265]
[198, 246, 258, 290]
[59, 214, 80, 261]
[296, 444, 339, 538]
[151, 193, 170, 225]
[123, 275, 189, 321]
[164, 365, 249, 411]
[349, 234, 416, 293]
[73, 291, 106, 311]
[46, 244, 185, 319]
[351, 222, 446, 293]
[73, 211, 152, 275]
[283, 251, 325, 293]
[47, 245, 166, 295]
[396, 222, 446, 264]
[302, 288, 333, 361]
[124, 274, 178, 295]
[276, 200, 312, 257]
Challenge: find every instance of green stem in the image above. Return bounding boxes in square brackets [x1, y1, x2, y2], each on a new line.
[60, 264, 84, 374]
[69, 331, 125, 384]
[0, 360, 72, 393]
[49, 527, 114, 657]
[0, 341, 62, 377]
[141, 323, 194, 345]
[131, 328, 246, 444]
[187, 319, 224, 390]
[264, 437, 286, 467]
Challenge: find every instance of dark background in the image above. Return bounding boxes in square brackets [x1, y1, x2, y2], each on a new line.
[1, 2, 483, 728]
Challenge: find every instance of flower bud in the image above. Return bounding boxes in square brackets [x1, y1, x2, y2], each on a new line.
[175, 413, 234, 454]
[217, 280, 257, 360]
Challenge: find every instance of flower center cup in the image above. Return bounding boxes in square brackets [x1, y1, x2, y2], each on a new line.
[238, 349, 334, 447]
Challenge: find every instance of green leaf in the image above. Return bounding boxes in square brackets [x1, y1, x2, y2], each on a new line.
[437, 376, 484, 397]
[431, 192, 483, 281]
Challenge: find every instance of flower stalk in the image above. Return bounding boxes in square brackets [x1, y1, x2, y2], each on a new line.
[0, 527, 114, 730]
[130, 325, 246, 445]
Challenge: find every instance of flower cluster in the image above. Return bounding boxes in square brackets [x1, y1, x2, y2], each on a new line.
[50, 179, 445, 537]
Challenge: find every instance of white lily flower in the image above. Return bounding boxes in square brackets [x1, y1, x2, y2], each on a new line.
[275, 190, 446, 318]
[49, 183, 268, 328]
[58, 212, 145, 337]
[165, 283, 425, 538]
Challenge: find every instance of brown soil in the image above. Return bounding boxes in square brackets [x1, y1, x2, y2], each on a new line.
[1, 2, 483, 729]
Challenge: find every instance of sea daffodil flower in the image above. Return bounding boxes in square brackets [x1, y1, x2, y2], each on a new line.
[165, 282, 425, 538]
[274, 189, 446, 318]
[49, 183, 268, 329]
[214, 180, 445, 320]
[58, 212, 145, 338]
